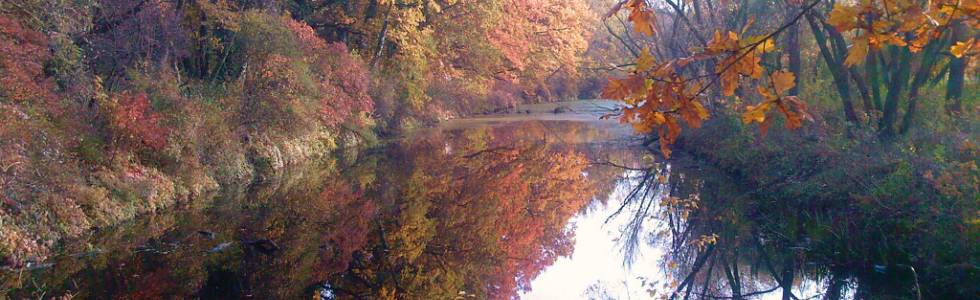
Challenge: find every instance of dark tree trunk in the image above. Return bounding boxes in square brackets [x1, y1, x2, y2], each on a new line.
[806, 13, 859, 125]
[824, 269, 847, 300]
[945, 21, 967, 114]
[880, 47, 912, 138]
[900, 38, 947, 134]
[867, 49, 884, 111]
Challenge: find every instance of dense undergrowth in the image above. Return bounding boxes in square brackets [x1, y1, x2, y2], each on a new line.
[672, 86, 979, 297]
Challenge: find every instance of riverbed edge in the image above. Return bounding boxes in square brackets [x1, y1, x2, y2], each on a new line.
[0, 127, 363, 268]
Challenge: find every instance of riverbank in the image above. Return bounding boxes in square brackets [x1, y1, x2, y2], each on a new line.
[0, 98, 596, 269]
[0, 125, 371, 268]
[671, 112, 979, 297]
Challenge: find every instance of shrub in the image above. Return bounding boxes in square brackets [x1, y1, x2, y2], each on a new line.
[284, 18, 373, 126]
[104, 91, 169, 154]
[240, 53, 317, 135]
[0, 15, 56, 104]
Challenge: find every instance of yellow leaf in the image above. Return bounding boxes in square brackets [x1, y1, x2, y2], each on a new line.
[951, 38, 976, 58]
[828, 4, 860, 31]
[742, 101, 771, 124]
[691, 100, 709, 120]
[649, 111, 667, 124]
[771, 71, 796, 95]
[636, 47, 656, 72]
[844, 36, 869, 67]
[743, 35, 776, 54]
[757, 85, 775, 100]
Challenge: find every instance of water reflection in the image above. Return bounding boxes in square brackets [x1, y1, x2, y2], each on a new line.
[1, 119, 644, 299]
[524, 170, 666, 299]
[605, 154, 975, 300]
[7, 115, 966, 299]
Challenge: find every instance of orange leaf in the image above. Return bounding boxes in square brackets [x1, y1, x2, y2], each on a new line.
[844, 36, 869, 66]
[828, 4, 860, 31]
[718, 59, 740, 96]
[771, 71, 796, 95]
[951, 38, 977, 58]
[627, 0, 657, 36]
[602, 75, 645, 100]
[757, 85, 775, 101]
[680, 100, 710, 128]
[741, 101, 771, 125]
[658, 116, 681, 158]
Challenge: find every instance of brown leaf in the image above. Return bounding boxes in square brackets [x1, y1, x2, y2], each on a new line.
[627, 0, 657, 36]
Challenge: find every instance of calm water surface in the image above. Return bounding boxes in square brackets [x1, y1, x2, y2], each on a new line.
[0, 106, 889, 299]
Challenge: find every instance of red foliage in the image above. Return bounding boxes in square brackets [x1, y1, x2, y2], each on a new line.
[406, 125, 595, 298]
[0, 15, 56, 104]
[313, 180, 377, 278]
[108, 92, 168, 151]
[284, 18, 373, 126]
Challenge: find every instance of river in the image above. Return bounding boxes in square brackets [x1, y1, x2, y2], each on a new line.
[0, 102, 895, 299]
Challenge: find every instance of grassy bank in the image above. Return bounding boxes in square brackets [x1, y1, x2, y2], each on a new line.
[671, 109, 979, 296]
[0, 121, 366, 267]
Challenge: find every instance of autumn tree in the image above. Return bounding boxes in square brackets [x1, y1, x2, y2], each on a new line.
[284, 18, 374, 126]
[0, 15, 56, 104]
[601, 0, 979, 155]
[822, 0, 980, 135]
[288, 0, 597, 123]
[85, 0, 187, 86]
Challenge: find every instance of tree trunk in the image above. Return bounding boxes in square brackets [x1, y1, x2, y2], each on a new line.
[849, 67, 874, 114]
[945, 21, 966, 114]
[722, 255, 744, 300]
[824, 268, 847, 300]
[824, 20, 874, 116]
[900, 39, 947, 134]
[371, 4, 391, 68]
[806, 13, 859, 125]
[867, 49, 884, 111]
[880, 47, 911, 138]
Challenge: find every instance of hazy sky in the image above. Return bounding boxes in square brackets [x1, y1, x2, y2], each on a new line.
[523, 173, 666, 299]
[522, 170, 827, 300]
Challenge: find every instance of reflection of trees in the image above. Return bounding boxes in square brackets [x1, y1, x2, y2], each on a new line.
[619, 155, 979, 300]
[5, 120, 629, 299]
[330, 122, 601, 299]
[613, 158, 821, 300]
[1, 161, 377, 299]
